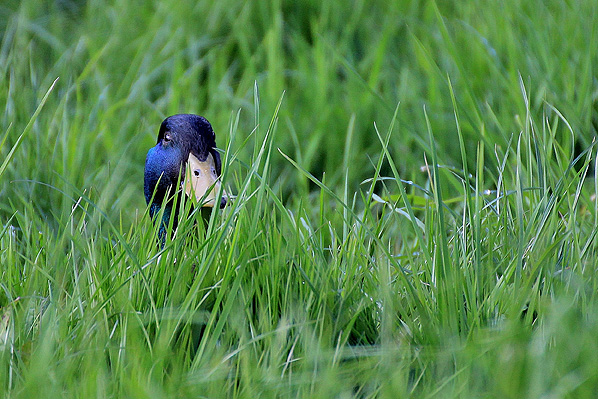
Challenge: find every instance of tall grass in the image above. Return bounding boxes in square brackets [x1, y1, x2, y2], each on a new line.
[1, 0, 597, 397]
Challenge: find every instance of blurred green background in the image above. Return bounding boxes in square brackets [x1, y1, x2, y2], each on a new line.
[1, 0, 596, 223]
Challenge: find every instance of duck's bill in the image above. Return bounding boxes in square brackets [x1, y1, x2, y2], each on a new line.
[184, 153, 228, 208]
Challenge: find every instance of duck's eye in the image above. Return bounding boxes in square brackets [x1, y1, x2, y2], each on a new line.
[193, 169, 201, 177]
[163, 133, 172, 143]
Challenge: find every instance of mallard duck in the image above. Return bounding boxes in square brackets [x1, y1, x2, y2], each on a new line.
[144, 114, 227, 237]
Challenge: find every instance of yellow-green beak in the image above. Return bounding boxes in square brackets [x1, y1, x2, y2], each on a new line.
[184, 153, 227, 208]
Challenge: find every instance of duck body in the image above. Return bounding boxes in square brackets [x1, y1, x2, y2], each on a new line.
[144, 114, 227, 238]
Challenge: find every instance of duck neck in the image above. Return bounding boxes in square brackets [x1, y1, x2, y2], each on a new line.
[150, 202, 179, 246]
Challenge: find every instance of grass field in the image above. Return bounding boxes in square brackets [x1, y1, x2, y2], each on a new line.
[1, 0, 598, 397]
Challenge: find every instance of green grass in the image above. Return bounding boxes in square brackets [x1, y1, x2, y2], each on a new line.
[1, 0, 598, 397]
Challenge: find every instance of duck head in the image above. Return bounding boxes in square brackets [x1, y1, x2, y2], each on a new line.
[144, 114, 227, 233]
